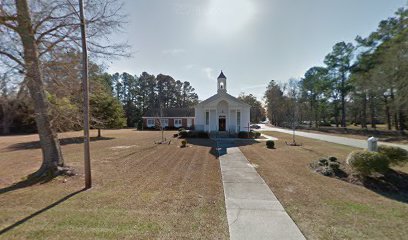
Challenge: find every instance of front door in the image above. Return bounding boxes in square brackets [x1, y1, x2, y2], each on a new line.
[219, 117, 226, 131]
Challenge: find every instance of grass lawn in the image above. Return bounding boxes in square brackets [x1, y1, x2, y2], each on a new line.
[0, 129, 229, 239]
[240, 131, 408, 240]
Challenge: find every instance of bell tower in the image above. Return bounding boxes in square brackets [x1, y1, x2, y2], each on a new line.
[217, 71, 227, 93]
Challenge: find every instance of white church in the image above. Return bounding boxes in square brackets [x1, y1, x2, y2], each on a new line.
[194, 71, 251, 133]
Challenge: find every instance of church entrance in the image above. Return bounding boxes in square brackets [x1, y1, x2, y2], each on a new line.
[219, 116, 226, 131]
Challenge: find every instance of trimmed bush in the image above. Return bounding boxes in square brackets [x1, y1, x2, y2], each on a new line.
[266, 140, 275, 149]
[319, 158, 329, 166]
[178, 128, 185, 132]
[328, 156, 338, 162]
[347, 150, 390, 176]
[196, 131, 209, 138]
[181, 140, 187, 148]
[378, 145, 408, 166]
[253, 131, 261, 138]
[179, 130, 189, 138]
[321, 166, 334, 176]
[328, 161, 340, 171]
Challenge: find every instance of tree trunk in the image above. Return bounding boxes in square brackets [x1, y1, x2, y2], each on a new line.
[384, 95, 392, 130]
[341, 75, 346, 128]
[98, 128, 101, 138]
[369, 93, 376, 129]
[16, 0, 64, 176]
[361, 93, 367, 129]
[399, 110, 406, 135]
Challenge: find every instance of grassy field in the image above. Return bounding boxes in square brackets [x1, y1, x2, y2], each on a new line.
[0, 129, 229, 239]
[240, 132, 408, 240]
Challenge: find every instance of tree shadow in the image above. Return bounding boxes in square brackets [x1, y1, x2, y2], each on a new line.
[6, 136, 114, 151]
[362, 170, 408, 203]
[0, 172, 57, 195]
[0, 188, 86, 235]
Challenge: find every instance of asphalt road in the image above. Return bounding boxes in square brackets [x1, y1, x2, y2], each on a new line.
[257, 124, 408, 151]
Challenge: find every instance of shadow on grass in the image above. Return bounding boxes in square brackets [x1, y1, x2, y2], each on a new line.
[7, 136, 114, 151]
[186, 138, 258, 157]
[0, 172, 57, 195]
[0, 188, 86, 235]
[362, 170, 408, 203]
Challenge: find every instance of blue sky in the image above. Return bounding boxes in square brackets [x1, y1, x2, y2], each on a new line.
[107, 0, 406, 101]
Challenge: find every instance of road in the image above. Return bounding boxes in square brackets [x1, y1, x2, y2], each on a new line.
[257, 124, 408, 151]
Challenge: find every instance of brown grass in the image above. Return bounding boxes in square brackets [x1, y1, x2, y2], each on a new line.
[0, 129, 228, 239]
[240, 132, 408, 240]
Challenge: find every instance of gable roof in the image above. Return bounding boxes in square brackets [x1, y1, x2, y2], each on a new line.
[197, 92, 251, 107]
[143, 108, 195, 117]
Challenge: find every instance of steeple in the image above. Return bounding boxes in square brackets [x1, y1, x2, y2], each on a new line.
[217, 71, 227, 93]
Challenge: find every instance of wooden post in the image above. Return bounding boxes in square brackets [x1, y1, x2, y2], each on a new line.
[79, 0, 91, 189]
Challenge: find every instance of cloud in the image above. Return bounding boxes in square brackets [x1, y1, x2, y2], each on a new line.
[202, 67, 215, 80]
[184, 64, 195, 70]
[162, 48, 186, 55]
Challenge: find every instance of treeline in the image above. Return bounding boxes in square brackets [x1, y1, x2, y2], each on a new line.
[238, 93, 266, 123]
[107, 72, 199, 128]
[265, 6, 408, 133]
[0, 53, 126, 134]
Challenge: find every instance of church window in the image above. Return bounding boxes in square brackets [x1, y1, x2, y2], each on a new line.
[206, 111, 209, 125]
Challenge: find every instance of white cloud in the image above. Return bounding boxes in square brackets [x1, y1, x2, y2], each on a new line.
[202, 67, 215, 80]
[162, 48, 186, 55]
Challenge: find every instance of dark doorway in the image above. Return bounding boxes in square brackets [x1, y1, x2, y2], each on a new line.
[219, 117, 226, 131]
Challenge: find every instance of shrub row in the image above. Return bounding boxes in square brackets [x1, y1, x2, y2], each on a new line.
[179, 130, 209, 139]
[347, 145, 408, 177]
[238, 131, 261, 139]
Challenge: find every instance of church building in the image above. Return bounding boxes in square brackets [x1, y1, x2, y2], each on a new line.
[194, 71, 251, 133]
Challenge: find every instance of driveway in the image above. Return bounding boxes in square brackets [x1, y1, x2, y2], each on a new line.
[257, 124, 408, 151]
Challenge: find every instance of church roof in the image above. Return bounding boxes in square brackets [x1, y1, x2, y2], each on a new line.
[217, 71, 226, 79]
[143, 108, 195, 117]
[196, 92, 251, 107]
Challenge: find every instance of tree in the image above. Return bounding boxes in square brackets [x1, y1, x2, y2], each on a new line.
[238, 93, 266, 123]
[264, 80, 286, 126]
[0, 0, 126, 176]
[324, 42, 355, 127]
[299, 67, 330, 128]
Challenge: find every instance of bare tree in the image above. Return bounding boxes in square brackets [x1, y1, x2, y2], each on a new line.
[0, 0, 127, 177]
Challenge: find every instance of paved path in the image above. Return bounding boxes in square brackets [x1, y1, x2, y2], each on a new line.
[257, 124, 408, 151]
[217, 140, 305, 240]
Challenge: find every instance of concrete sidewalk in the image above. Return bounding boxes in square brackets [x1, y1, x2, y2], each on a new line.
[217, 140, 305, 240]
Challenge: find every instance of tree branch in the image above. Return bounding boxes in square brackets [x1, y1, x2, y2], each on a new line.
[0, 50, 25, 67]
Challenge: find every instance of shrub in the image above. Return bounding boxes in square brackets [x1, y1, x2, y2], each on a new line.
[347, 150, 390, 176]
[378, 145, 408, 166]
[179, 130, 189, 138]
[181, 140, 187, 148]
[328, 161, 340, 171]
[318, 158, 329, 166]
[178, 128, 185, 132]
[266, 140, 275, 149]
[196, 131, 209, 138]
[253, 131, 261, 138]
[173, 133, 178, 138]
[328, 156, 338, 162]
[238, 131, 248, 138]
[321, 166, 334, 176]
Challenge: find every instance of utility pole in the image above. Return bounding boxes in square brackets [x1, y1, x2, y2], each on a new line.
[79, 0, 91, 188]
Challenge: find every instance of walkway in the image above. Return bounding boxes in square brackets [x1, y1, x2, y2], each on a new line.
[257, 124, 408, 151]
[217, 140, 305, 240]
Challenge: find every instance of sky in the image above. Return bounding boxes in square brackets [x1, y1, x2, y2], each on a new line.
[107, 0, 407, 101]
